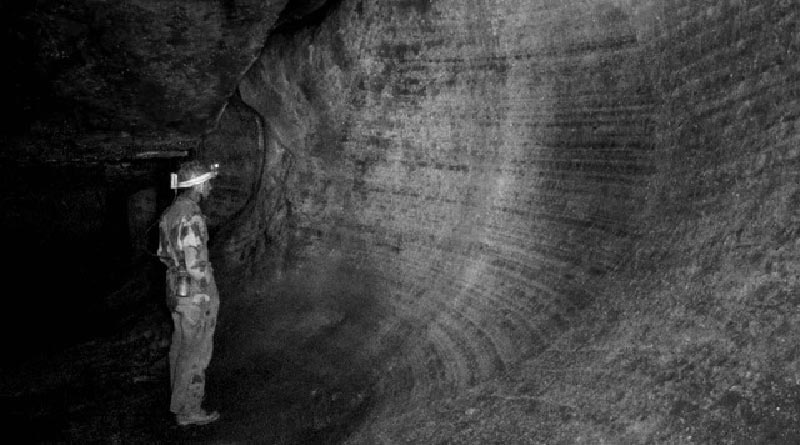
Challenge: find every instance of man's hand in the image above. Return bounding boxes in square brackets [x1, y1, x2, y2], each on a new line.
[191, 293, 210, 304]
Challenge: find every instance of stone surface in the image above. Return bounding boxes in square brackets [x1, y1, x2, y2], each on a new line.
[213, 0, 800, 442]
[237, 0, 657, 393]
[2, 0, 288, 135]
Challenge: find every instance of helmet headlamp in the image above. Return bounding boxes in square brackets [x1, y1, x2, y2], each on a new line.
[170, 162, 220, 190]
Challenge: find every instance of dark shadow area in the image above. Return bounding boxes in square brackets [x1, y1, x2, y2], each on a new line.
[0, 159, 178, 365]
[2, 254, 382, 444]
[273, 0, 347, 35]
[2, 167, 127, 361]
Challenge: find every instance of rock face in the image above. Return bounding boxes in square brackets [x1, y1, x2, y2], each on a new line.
[2, 0, 288, 134]
[231, 0, 659, 391]
[206, 0, 800, 441]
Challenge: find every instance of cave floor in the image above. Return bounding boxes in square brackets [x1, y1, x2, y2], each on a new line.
[2, 299, 373, 444]
[7, 258, 800, 444]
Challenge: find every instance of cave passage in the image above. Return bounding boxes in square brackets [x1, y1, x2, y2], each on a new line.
[3, 0, 800, 444]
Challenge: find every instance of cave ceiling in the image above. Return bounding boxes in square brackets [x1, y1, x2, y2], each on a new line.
[2, 0, 330, 161]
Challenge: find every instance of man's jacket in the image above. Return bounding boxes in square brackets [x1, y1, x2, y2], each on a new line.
[157, 195, 217, 309]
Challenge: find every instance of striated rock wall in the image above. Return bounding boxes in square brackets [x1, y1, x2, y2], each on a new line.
[215, 0, 800, 440]
[234, 0, 657, 394]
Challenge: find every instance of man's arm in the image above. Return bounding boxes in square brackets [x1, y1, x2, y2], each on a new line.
[179, 214, 211, 301]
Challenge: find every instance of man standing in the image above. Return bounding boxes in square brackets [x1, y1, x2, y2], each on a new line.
[157, 160, 221, 426]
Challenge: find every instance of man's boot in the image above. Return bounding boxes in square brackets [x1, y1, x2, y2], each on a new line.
[176, 410, 220, 426]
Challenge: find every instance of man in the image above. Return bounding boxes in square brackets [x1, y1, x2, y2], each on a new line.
[157, 160, 221, 426]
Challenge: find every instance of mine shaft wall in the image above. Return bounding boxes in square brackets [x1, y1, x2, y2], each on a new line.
[218, 0, 800, 405]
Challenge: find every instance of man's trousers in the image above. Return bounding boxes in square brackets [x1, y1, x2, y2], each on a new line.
[169, 298, 218, 416]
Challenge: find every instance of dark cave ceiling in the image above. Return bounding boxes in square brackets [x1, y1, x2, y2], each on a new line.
[1, 0, 333, 141]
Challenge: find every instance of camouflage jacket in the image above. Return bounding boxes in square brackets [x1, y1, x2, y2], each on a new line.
[157, 195, 217, 308]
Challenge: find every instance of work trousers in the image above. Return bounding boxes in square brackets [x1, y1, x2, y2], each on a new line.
[169, 297, 218, 415]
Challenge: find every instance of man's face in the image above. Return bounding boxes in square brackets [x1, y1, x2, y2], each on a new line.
[199, 180, 212, 199]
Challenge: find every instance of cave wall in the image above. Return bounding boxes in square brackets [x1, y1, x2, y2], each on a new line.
[236, 0, 658, 393]
[599, 1, 800, 441]
[217, 0, 799, 440]
[203, 97, 299, 278]
[203, 100, 264, 228]
[1, 0, 288, 134]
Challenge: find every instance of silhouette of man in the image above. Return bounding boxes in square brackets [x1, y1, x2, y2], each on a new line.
[157, 160, 221, 426]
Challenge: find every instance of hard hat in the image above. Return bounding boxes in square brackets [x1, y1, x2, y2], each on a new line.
[170, 160, 220, 190]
